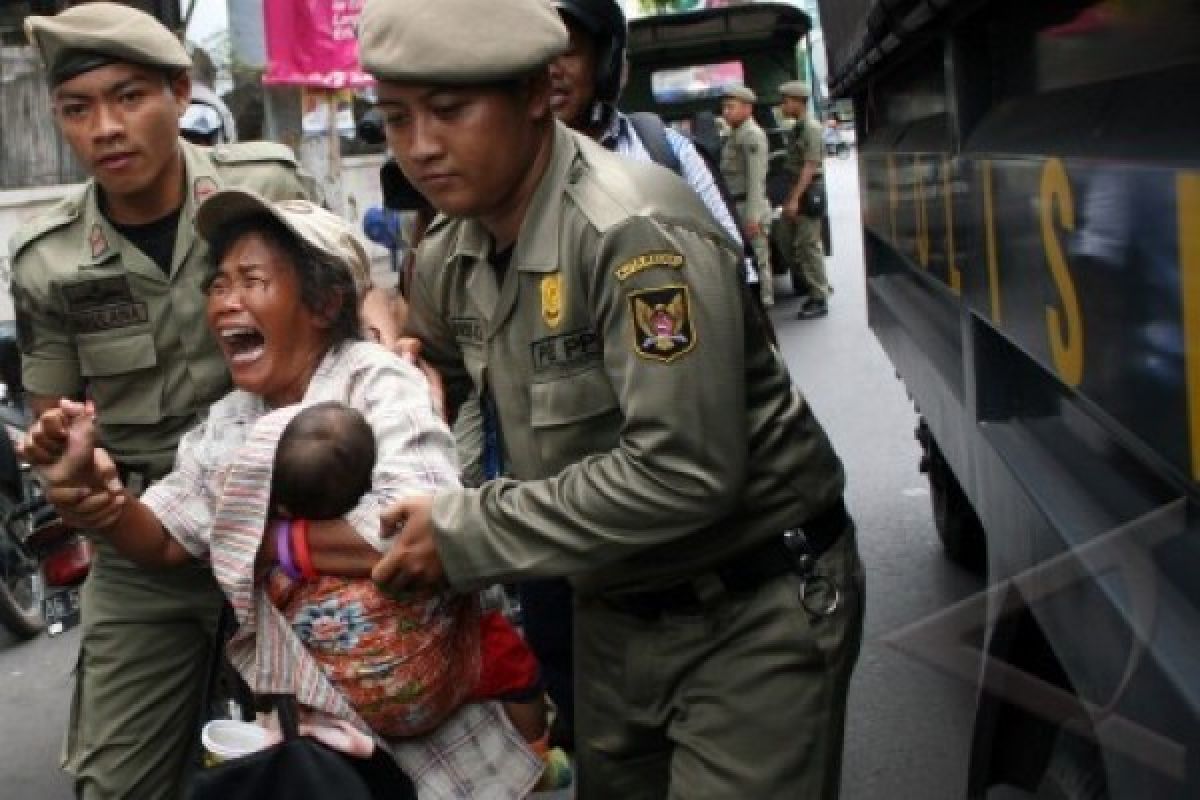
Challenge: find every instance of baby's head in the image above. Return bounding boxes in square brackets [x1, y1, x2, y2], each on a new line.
[272, 402, 376, 520]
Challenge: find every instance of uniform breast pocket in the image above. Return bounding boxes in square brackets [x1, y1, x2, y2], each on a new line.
[78, 332, 161, 424]
[530, 368, 621, 473]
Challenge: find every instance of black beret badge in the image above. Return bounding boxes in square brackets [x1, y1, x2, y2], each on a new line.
[629, 286, 695, 364]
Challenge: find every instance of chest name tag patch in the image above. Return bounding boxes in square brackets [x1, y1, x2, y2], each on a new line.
[62, 276, 135, 311]
[615, 251, 684, 282]
[630, 285, 696, 364]
[451, 317, 484, 345]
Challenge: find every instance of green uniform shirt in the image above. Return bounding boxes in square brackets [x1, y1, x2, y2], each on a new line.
[720, 117, 771, 221]
[9, 139, 318, 478]
[407, 123, 844, 595]
[785, 116, 825, 178]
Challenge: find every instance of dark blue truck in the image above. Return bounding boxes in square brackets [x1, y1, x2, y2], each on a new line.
[819, 0, 1200, 796]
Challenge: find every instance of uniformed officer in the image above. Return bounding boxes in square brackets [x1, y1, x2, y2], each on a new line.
[355, 0, 865, 797]
[780, 80, 831, 319]
[11, 4, 317, 797]
[720, 85, 774, 307]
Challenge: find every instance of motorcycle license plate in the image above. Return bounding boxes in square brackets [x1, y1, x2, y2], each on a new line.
[44, 586, 81, 636]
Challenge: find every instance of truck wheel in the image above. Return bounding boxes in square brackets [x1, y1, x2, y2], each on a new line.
[0, 487, 46, 638]
[927, 448, 987, 575]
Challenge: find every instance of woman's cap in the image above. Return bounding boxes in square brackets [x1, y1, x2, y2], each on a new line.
[358, 0, 568, 84]
[196, 189, 372, 295]
[25, 2, 192, 87]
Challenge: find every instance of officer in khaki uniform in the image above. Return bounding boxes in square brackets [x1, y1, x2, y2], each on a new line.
[779, 80, 831, 319]
[11, 4, 317, 797]
[357, 0, 865, 797]
[720, 85, 774, 307]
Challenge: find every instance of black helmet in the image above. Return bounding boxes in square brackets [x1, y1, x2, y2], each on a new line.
[553, 0, 627, 105]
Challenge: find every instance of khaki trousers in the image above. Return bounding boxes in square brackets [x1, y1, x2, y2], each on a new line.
[574, 528, 865, 799]
[63, 542, 224, 800]
[736, 201, 774, 307]
[790, 213, 829, 300]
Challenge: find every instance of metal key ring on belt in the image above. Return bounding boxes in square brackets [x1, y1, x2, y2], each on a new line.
[799, 573, 841, 619]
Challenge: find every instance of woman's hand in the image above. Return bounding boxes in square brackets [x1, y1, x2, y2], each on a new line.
[19, 398, 90, 467]
[46, 476, 125, 531]
[24, 400, 125, 529]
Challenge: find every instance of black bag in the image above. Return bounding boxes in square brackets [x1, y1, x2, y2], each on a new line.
[188, 695, 417, 800]
[801, 180, 826, 218]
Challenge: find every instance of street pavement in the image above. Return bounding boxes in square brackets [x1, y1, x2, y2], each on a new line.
[767, 156, 985, 799]
[0, 155, 985, 799]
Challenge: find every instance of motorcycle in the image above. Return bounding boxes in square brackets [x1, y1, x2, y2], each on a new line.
[0, 322, 91, 639]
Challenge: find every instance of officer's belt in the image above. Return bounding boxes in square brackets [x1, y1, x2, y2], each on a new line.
[602, 497, 849, 620]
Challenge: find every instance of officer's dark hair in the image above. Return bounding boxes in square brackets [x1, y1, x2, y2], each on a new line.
[272, 402, 376, 520]
[205, 214, 362, 348]
[553, 0, 627, 106]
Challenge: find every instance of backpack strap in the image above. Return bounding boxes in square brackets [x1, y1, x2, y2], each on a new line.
[626, 112, 683, 176]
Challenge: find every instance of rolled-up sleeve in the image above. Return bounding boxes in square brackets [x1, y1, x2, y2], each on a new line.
[140, 419, 221, 558]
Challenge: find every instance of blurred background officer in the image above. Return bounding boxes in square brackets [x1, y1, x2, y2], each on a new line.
[720, 85, 774, 307]
[355, 0, 865, 796]
[11, 4, 316, 797]
[780, 80, 831, 319]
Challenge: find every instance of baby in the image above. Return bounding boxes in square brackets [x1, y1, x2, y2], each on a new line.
[269, 403, 567, 788]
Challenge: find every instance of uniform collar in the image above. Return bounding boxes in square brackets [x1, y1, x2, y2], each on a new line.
[77, 138, 221, 278]
[511, 122, 578, 273]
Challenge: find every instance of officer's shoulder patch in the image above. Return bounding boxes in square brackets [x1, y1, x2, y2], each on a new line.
[8, 191, 84, 263]
[211, 141, 299, 167]
[629, 285, 696, 364]
[615, 251, 685, 282]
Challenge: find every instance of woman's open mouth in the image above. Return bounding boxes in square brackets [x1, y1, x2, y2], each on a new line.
[220, 326, 266, 364]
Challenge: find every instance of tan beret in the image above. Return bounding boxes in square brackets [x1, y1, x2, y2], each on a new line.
[780, 80, 811, 99]
[359, 0, 568, 84]
[722, 85, 757, 104]
[25, 1, 190, 86]
[196, 190, 372, 297]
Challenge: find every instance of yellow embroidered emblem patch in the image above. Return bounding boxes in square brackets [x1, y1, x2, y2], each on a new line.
[541, 274, 563, 329]
[615, 251, 685, 281]
[630, 285, 696, 363]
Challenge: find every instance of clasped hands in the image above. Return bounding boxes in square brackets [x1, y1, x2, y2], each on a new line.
[20, 399, 126, 530]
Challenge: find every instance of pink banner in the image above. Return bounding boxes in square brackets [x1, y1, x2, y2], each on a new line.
[263, 0, 372, 89]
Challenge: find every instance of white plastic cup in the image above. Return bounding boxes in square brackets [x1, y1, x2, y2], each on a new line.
[201, 719, 270, 766]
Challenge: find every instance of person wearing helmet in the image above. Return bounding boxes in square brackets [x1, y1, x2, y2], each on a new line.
[355, 0, 864, 797]
[549, 0, 746, 260]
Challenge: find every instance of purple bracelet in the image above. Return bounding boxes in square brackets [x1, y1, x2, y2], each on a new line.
[273, 519, 301, 581]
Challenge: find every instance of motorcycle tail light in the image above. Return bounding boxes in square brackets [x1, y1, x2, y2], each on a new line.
[43, 536, 92, 587]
